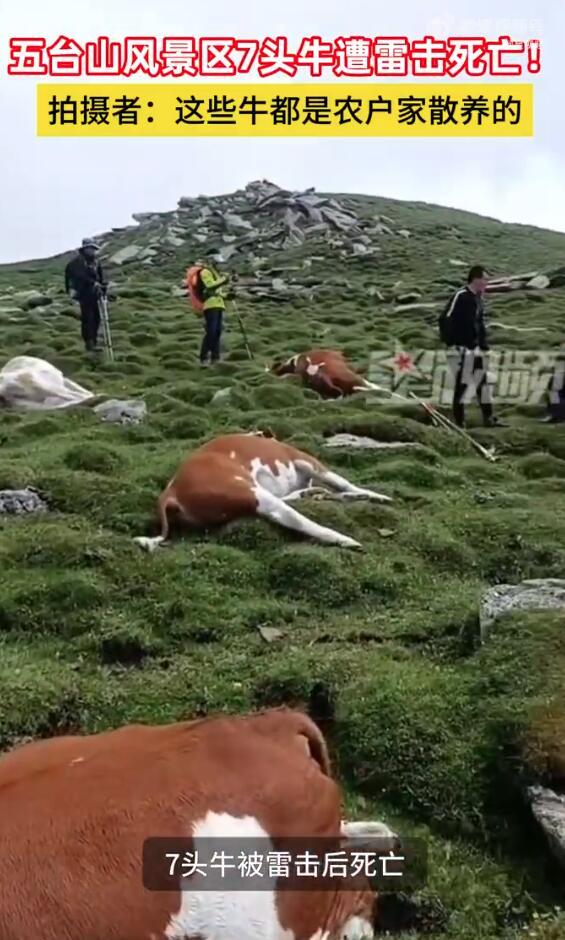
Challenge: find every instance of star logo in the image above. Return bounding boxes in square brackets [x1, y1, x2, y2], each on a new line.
[393, 352, 414, 373]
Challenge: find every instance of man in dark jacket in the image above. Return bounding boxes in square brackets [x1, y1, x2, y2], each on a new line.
[441, 264, 506, 428]
[64, 238, 107, 352]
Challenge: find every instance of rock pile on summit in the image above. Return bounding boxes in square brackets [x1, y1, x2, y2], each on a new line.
[3, 179, 565, 315]
[101, 179, 402, 276]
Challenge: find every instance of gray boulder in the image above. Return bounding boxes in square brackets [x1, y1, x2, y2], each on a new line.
[528, 785, 565, 869]
[527, 274, 551, 289]
[94, 399, 147, 425]
[480, 578, 565, 640]
[164, 234, 185, 248]
[109, 245, 147, 265]
[224, 213, 254, 233]
[0, 488, 48, 515]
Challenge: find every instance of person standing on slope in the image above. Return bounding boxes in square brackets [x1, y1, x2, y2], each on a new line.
[194, 256, 229, 367]
[439, 264, 507, 428]
[64, 238, 107, 353]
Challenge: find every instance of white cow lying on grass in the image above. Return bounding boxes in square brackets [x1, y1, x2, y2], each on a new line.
[0, 356, 95, 410]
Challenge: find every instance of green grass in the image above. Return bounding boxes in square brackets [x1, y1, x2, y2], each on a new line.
[1, 188, 565, 937]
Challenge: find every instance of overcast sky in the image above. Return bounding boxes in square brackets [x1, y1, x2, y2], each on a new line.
[0, 0, 560, 263]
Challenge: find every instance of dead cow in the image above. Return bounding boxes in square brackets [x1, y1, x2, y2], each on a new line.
[0, 707, 397, 940]
[135, 432, 391, 553]
[270, 350, 378, 399]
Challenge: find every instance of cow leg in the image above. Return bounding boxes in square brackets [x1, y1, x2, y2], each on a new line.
[282, 486, 327, 502]
[256, 489, 361, 549]
[295, 460, 392, 504]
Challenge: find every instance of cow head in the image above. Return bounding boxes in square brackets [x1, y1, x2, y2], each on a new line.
[269, 354, 299, 376]
[337, 820, 403, 939]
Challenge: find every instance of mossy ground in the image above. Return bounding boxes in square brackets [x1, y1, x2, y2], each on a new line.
[1, 191, 565, 937]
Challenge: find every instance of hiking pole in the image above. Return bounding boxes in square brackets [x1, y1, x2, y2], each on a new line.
[98, 295, 114, 363]
[358, 381, 497, 462]
[231, 296, 253, 360]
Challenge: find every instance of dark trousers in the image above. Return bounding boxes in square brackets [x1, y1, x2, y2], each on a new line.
[200, 308, 223, 362]
[79, 297, 100, 349]
[448, 349, 493, 427]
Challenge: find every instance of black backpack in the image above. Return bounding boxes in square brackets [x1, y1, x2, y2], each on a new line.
[438, 293, 457, 345]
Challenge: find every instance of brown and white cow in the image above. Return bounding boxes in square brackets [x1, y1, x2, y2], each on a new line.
[270, 350, 378, 399]
[134, 432, 391, 553]
[0, 707, 397, 940]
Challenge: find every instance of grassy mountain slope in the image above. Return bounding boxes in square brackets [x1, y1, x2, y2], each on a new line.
[1, 186, 565, 938]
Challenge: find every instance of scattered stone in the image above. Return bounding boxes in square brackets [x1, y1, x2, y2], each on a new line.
[0, 488, 48, 516]
[132, 212, 162, 224]
[372, 222, 394, 236]
[224, 213, 254, 232]
[211, 387, 232, 404]
[164, 234, 185, 247]
[218, 244, 238, 262]
[528, 785, 565, 870]
[352, 242, 369, 255]
[395, 291, 422, 305]
[257, 625, 286, 644]
[393, 302, 441, 314]
[527, 274, 551, 289]
[397, 229, 411, 238]
[325, 434, 420, 451]
[448, 259, 467, 267]
[109, 245, 148, 265]
[480, 578, 565, 640]
[94, 399, 147, 425]
[171, 285, 187, 298]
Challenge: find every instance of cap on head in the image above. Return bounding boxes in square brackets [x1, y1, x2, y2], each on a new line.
[81, 237, 100, 251]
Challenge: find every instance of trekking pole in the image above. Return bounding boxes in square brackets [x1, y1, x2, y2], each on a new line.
[231, 296, 253, 360]
[98, 295, 114, 362]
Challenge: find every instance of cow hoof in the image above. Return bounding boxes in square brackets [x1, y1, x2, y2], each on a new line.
[341, 538, 363, 551]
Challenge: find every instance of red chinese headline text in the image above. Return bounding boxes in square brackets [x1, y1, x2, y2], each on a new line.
[8, 35, 541, 78]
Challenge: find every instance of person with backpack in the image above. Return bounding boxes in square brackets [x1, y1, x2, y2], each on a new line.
[439, 264, 507, 428]
[64, 238, 107, 353]
[186, 256, 230, 366]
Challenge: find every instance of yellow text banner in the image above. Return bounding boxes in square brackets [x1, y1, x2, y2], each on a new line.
[37, 83, 533, 137]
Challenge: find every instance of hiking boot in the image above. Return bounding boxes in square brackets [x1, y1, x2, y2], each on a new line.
[200, 360, 210, 368]
[483, 416, 509, 429]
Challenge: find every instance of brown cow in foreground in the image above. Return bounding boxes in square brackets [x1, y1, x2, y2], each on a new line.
[0, 708, 398, 940]
[270, 350, 379, 399]
[134, 432, 391, 553]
